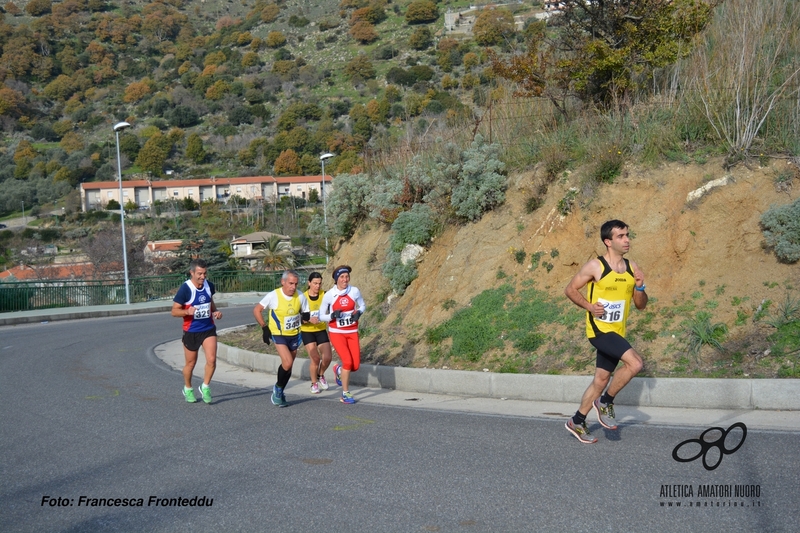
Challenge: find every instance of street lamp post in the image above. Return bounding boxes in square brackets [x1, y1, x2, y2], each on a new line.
[319, 153, 334, 264]
[114, 121, 132, 305]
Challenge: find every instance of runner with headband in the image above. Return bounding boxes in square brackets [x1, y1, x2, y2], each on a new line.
[320, 265, 366, 404]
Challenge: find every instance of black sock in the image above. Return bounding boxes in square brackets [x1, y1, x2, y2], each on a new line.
[277, 365, 292, 389]
[600, 393, 615, 405]
[572, 411, 587, 425]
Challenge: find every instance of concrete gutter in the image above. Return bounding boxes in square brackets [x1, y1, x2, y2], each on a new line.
[217, 337, 800, 411]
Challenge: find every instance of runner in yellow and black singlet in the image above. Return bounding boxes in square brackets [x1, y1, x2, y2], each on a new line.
[301, 272, 333, 394]
[563, 220, 648, 444]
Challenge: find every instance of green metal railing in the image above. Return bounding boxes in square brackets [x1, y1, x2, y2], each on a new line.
[0, 271, 281, 313]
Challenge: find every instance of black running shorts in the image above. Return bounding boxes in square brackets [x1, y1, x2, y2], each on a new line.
[182, 328, 217, 352]
[301, 330, 330, 346]
[589, 332, 632, 372]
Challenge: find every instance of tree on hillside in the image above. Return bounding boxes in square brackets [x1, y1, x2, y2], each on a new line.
[261, 4, 280, 23]
[25, 0, 51, 16]
[405, 0, 438, 24]
[349, 21, 379, 44]
[473, 9, 515, 46]
[167, 233, 233, 273]
[344, 54, 376, 80]
[80, 225, 148, 278]
[556, 0, 716, 106]
[266, 30, 287, 48]
[118, 133, 141, 160]
[351, 5, 386, 25]
[123, 78, 153, 103]
[168, 106, 200, 128]
[491, 0, 716, 111]
[0, 85, 25, 117]
[135, 132, 170, 176]
[13, 141, 37, 163]
[274, 149, 301, 175]
[408, 26, 433, 50]
[4, 2, 21, 16]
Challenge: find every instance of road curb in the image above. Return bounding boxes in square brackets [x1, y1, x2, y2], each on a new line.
[215, 329, 800, 411]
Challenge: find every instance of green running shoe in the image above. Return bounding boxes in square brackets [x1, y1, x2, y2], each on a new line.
[198, 384, 212, 404]
[183, 387, 196, 403]
[271, 386, 287, 407]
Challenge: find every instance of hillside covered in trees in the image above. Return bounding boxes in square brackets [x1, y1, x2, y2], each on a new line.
[1, 0, 550, 215]
[1, 0, 798, 271]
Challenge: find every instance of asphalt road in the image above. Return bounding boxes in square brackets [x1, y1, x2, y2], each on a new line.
[1, 307, 797, 533]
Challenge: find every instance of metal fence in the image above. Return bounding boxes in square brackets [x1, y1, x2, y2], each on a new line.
[0, 271, 282, 313]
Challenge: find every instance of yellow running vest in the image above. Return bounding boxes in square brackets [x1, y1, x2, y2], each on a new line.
[586, 257, 635, 339]
[300, 290, 327, 333]
[269, 289, 302, 336]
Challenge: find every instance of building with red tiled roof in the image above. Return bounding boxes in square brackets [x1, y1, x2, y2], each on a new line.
[79, 175, 333, 212]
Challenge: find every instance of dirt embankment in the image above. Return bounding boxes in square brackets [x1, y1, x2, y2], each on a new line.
[305, 158, 800, 376]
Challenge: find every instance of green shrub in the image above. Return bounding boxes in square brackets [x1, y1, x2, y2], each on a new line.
[557, 189, 578, 215]
[382, 251, 418, 295]
[767, 293, 800, 329]
[590, 146, 624, 183]
[391, 203, 435, 252]
[309, 173, 372, 238]
[525, 194, 544, 213]
[530, 251, 543, 270]
[450, 135, 507, 222]
[760, 198, 800, 263]
[683, 311, 727, 357]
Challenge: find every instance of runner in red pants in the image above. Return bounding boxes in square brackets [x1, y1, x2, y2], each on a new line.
[320, 265, 366, 404]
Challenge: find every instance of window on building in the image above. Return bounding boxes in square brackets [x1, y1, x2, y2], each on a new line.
[236, 187, 242, 193]
[188, 190, 193, 196]
[107, 192, 113, 198]
[173, 190, 179, 196]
